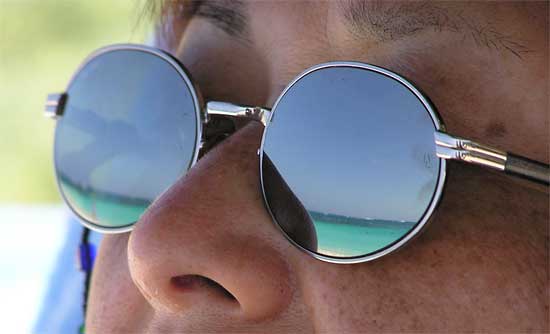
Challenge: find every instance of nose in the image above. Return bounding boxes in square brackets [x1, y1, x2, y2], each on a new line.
[127, 122, 293, 321]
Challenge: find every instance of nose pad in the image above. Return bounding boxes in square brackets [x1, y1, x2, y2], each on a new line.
[127, 122, 293, 320]
[198, 115, 237, 158]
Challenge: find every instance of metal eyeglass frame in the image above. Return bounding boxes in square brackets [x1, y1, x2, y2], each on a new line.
[45, 44, 549, 264]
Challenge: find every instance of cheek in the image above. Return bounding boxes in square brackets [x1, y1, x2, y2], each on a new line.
[294, 163, 547, 332]
[86, 234, 151, 333]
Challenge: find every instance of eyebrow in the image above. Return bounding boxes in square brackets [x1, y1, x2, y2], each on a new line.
[340, 0, 533, 59]
[155, 0, 532, 59]
[185, 0, 249, 41]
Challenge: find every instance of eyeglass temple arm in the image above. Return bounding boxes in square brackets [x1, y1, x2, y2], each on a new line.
[46, 96, 548, 185]
[205, 101, 271, 126]
[435, 131, 549, 185]
[45, 93, 67, 119]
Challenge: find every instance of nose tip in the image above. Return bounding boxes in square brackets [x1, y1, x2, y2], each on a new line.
[127, 123, 293, 320]
[128, 221, 242, 313]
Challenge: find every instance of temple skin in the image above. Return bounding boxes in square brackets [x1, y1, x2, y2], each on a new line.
[87, 1, 548, 333]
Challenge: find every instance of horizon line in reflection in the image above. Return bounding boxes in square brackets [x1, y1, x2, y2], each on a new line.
[308, 210, 416, 229]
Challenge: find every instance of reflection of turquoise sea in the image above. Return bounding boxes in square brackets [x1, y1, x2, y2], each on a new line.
[310, 211, 415, 258]
[59, 177, 149, 228]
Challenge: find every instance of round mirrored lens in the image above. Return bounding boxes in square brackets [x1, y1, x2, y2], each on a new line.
[262, 64, 441, 259]
[55, 48, 199, 230]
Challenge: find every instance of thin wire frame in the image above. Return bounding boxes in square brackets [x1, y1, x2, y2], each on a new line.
[53, 44, 205, 233]
[258, 62, 448, 264]
[53, 45, 448, 263]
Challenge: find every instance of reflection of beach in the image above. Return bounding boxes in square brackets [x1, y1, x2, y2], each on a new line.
[310, 211, 415, 257]
[60, 178, 149, 227]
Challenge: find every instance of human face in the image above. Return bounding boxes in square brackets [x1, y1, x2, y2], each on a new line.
[86, 1, 548, 332]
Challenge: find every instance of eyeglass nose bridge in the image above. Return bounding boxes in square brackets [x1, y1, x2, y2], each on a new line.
[205, 101, 272, 127]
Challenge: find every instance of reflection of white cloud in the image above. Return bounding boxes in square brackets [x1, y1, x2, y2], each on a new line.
[0, 205, 67, 334]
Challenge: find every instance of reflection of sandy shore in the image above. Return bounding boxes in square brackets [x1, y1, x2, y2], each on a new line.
[312, 218, 415, 258]
[317, 247, 352, 258]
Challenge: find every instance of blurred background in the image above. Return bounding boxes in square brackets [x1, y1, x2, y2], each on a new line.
[0, 1, 152, 332]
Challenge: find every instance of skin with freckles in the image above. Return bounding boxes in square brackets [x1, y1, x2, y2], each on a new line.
[87, 1, 549, 333]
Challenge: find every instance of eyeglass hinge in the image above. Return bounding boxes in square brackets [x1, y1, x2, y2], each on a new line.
[44, 93, 67, 119]
[435, 131, 507, 170]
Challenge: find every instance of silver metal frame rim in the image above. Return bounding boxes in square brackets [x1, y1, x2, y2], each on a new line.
[53, 44, 204, 234]
[258, 61, 447, 264]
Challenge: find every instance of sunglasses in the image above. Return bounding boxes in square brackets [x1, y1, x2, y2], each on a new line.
[45, 44, 549, 264]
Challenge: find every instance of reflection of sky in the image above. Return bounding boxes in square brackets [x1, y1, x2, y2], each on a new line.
[264, 67, 439, 223]
[56, 50, 197, 201]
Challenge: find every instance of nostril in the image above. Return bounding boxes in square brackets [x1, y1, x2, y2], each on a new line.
[171, 275, 237, 302]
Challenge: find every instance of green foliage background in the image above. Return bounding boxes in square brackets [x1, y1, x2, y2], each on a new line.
[0, 0, 152, 202]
